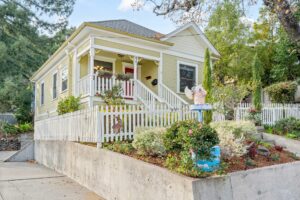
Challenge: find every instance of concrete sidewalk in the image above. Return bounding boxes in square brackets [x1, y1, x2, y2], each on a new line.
[0, 161, 104, 200]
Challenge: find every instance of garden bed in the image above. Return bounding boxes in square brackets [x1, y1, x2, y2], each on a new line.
[82, 140, 299, 176]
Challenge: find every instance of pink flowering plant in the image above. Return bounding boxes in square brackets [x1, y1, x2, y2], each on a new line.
[247, 107, 261, 126]
[164, 120, 219, 161]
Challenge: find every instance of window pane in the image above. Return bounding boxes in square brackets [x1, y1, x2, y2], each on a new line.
[61, 68, 68, 91]
[41, 83, 44, 105]
[179, 64, 196, 92]
[94, 60, 113, 72]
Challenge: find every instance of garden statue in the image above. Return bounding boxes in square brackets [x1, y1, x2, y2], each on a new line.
[184, 85, 207, 105]
[185, 85, 212, 122]
[185, 85, 220, 172]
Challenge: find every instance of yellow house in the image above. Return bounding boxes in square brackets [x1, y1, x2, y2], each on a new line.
[31, 20, 220, 120]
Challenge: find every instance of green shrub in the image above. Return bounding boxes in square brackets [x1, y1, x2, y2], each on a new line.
[163, 120, 200, 151]
[104, 141, 134, 154]
[18, 122, 33, 133]
[132, 127, 166, 156]
[210, 121, 253, 158]
[2, 123, 19, 135]
[273, 117, 300, 136]
[57, 96, 80, 115]
[265, 81, 297, 103]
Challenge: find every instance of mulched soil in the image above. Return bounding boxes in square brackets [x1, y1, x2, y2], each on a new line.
[223, 147, 297, 173]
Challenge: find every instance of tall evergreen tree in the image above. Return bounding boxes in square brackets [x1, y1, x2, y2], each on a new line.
[252, 54, 262, 111]
[203, 48, 212, 124]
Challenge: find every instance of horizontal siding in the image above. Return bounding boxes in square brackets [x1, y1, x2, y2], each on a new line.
[162, 53, 203, 102]
[166, 29, 206, 57]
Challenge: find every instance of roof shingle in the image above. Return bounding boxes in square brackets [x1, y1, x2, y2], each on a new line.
[89, 19, 164, 39]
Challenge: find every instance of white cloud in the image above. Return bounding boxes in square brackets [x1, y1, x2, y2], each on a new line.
[118, 0, 135, 11]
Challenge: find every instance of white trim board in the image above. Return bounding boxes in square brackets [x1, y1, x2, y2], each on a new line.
[92, 44, 160, 61]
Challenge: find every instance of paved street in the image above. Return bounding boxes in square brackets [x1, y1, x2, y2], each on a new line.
[0, 155, 104, 200]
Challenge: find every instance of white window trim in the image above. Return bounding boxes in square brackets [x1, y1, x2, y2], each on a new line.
[177, 60, 199, 93]
[52, 70, 58, 100]
[40, 81, 45, 106]
[61, 66, 68, 93]
[94, 55, 116, 74]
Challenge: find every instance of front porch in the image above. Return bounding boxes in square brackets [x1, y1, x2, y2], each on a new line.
[73, 37, 189, 110]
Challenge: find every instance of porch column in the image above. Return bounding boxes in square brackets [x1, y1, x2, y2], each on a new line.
[89, 47, 95, 107]
[73, 49, 78, 96]
[158, 53, 163, 96]
[133, 56, 139, 101]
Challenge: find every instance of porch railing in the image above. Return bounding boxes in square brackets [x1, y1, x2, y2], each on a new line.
[78, 75, 90, 96]
[158, 83, 189, 109]
[94, 75, 134, 99]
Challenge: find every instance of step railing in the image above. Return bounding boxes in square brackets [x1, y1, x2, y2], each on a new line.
[158, 83, 189, 109]
[134, 80, 163, 110]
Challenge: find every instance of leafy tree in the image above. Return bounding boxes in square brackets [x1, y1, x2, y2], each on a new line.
[251, 54, 262, 111]
[203, 48, 212, 124]
[271, 28, 300, 82]
[0, 1, 75, 122]
[205, 1, 252, 83]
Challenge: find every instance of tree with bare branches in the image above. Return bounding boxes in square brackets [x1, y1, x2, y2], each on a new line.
[133, 0, 300, 45]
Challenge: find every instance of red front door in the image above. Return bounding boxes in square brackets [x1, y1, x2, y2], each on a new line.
[124, 67, 134, 99]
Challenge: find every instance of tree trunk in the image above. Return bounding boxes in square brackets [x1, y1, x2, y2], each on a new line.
[263, 0, 300, 45]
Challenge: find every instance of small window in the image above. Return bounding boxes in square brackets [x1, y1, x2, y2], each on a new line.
[41, 82, 45, 105]
[61, 67, 68, 92]
[52, 73, 57, 99]
[179, 63, 196, 93]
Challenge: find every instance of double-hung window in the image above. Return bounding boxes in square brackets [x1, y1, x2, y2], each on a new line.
[52, 72, 57, 99]
[40, 82, 45, 105]
[61, 67, 68, 92]
[178, 62, 197, 93]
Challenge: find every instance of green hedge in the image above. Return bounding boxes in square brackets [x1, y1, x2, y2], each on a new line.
[265, 81, 297, 103]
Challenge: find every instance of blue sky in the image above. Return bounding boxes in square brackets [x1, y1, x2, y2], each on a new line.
[69, 0, 262, 34]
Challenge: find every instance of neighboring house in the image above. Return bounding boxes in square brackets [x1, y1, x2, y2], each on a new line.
[31, 19, 220, 120]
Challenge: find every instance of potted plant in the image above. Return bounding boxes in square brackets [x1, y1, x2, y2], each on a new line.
[115, 73, 132, 81]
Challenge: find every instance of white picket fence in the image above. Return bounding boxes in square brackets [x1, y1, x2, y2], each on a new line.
[35, 104, 224, 146]
[235, 103, 300, 125]
[34, 107, 100, 142]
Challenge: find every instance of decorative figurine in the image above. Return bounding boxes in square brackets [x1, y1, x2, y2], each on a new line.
[184, 85, 207, 105]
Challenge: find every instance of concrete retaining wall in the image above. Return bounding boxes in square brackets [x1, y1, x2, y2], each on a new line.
[35, 141, 300, 200]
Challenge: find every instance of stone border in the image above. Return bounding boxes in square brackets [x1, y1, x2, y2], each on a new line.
[261, 132, 300, 156]
[35, 141, 300, 200]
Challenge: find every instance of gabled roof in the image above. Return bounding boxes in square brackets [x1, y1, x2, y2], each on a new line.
[89, 19, 164, 40]
[161, 22, 220, 57]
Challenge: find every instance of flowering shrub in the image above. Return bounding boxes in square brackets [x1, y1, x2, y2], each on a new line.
[164, 120, 219, 158]
[210, 121, 255, 158]
[132, 127, 167, 156]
